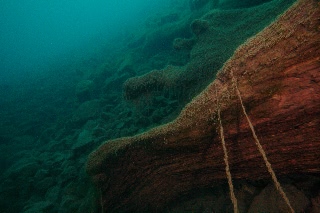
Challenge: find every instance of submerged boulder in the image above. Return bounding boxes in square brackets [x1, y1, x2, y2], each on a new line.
[87, 0, 320, 212]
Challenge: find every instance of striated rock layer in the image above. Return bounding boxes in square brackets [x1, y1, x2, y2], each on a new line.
[87, 0, 320, 212]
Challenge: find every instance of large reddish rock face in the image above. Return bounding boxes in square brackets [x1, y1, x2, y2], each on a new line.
[87, 0, 320, 212]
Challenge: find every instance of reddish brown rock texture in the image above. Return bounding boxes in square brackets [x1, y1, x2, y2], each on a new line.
[86, 0, 320, 212]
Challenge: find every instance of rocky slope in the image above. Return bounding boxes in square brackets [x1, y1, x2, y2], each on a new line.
[87, 0, 320, 212]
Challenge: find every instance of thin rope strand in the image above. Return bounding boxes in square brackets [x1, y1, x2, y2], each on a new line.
[231, 75, 295, 213]
[215, 85, 239, 213]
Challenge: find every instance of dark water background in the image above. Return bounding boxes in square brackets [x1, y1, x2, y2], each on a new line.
[0, 0, 172, 84]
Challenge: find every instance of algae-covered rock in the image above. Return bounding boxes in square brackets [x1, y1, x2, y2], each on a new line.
[173, 37, 195, 50]
[191, 19, 209, 36]
[124, 0, 296, 103]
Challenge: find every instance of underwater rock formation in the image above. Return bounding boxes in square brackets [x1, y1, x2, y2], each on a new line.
[124, 0, 296, 103]
[87, 0, 320, 212]
[190, 19, 209, 36]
